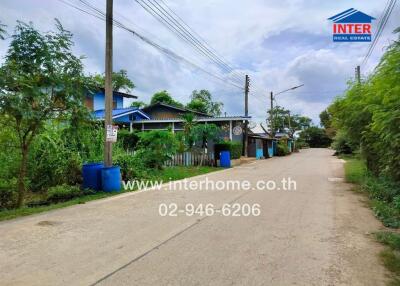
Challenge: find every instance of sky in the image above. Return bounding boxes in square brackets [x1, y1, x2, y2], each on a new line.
[0, 0, 399, 124]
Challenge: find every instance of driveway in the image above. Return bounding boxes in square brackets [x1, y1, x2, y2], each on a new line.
[0, 149, 388, 285]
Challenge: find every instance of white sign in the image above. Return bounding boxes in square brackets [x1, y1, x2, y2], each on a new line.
[106, 125, 118, 142]
[233, 125, 242, 136]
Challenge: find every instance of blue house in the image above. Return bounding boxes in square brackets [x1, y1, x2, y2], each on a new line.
[85, 88, 138, 111]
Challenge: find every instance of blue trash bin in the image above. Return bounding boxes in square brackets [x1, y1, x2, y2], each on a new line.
[82, 163, 103, 191]
[101, 166, 121, 192]
[220, 151, 231, 168]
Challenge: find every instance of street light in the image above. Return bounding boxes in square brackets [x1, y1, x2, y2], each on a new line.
[269, 84, 304, 136]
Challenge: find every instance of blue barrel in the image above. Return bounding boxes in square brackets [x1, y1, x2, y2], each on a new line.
[256, 148, 263, 159]
[82, 163, 103, 191]
[220, 151, 231, 168]
[101, 166, 121, 192]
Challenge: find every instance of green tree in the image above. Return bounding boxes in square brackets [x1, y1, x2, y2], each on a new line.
[0, 21, 6, 40]
[0, 20, 88, 207]
[150, 90, 183, 107]
[192, 123, 220, 166]
[268, 105, 311, 135]
[181, 113, 197, 150]
[299, 127, 331, 148]
[186, 89, 223, 116]
[130, 101, 146, 108]
[135, 130, 178, 169]
[92, 69, 135, 92]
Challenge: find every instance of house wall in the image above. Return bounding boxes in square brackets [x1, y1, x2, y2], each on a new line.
[92, 91, 123, 111]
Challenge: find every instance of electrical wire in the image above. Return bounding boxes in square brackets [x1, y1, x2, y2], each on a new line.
[133, 0, 244, 86]
[361, 0, 397, 66]
[57, 0, 245, 90]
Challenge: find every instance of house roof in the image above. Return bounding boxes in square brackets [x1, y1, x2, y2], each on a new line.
[142, 102, 211, 117]
[93, 108, 150, 120]
[328, 8, 375, 23]
[89, 88, 138, 99]
[132, 115, 251, 124]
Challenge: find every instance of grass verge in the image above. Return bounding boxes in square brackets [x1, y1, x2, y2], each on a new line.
[0, 166, 220, 222]
[343, 156, 400, 285]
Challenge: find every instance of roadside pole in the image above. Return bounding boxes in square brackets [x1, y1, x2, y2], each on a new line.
[355, 65, 361, 84]
[104, 0, 113, 167]
[270, 91, 274, 136]
[243, 74, 249, 157]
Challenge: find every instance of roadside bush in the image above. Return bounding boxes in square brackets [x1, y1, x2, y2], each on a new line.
[118, 130, 139, 151]
[214, 141, 242, 159]
[0, 179, 17, 209]
[276, 141, 289, 156]
[135, 130, 178, 169]
[332, 130, 353, 154]
[46, 185, 82, 203]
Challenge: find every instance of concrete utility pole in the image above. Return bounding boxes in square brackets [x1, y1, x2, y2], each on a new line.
[355, 65, 361, 84]
[104, 0, 113, 167]
[243, 74, 249, 157]
[270, 91, 274, 136]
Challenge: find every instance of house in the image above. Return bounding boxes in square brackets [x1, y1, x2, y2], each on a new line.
[85, 88, 138, 111]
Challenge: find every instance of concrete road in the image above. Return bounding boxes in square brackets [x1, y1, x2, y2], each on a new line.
[0, 149, 388, 286]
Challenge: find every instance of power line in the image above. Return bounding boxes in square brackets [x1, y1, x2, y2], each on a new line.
[157, 0, 245, 81]
[133, 0, 244, 85]
[58, 0, 244, 90]
[361, 0, 397, 67]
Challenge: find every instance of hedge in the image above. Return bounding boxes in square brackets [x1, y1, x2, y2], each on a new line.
[214, 142, 242, 160]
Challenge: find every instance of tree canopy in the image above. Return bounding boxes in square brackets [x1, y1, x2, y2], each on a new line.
[150, 90, 183, 107]
[186, 89, 223, 116]
[0, 20, 88, 206]
[91, 69, 135, 92]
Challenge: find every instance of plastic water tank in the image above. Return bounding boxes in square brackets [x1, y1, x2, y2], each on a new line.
[101, 166, 121, 192]
[220, 151, 231, 168]
[82, 163, 103, 191]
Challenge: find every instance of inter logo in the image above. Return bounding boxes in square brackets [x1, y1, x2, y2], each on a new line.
[328, 8, 375, 42]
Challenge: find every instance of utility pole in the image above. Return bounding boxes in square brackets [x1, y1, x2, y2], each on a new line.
[287, 110, 291, 134]
[355, 65, 361, 84]
[243, 74, 249, 157]
[104, 0, 113, 167]
[269, 91, 274, 136]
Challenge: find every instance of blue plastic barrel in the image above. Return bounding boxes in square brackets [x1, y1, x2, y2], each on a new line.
[256, 148, 263, 159]
[220, 151, 231, 168]
[82, 163, 103, 191]
[101, 166, 121, 192]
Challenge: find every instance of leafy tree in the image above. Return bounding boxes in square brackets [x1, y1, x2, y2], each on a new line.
[181, 113, 197, 150]
[0, 21, 6, 40]
[299, 127, 331, 148]
[0, 20, 88, 207]
[135, 130, 178, 169]
[150, 90, 183, 107]
[92, 69, 135, 92]
[186, 89, 223, 116]
[130, 101, 146, 108]
[192, 123, 220, 166]
[268, 105, 311, 135]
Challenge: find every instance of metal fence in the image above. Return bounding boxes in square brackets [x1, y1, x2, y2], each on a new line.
[166, 152, 215, 167]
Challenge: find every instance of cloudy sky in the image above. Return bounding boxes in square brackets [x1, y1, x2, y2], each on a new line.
[0, 0, 399, 124]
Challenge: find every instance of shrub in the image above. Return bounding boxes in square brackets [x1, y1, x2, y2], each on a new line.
[276, 141, 289, 156]
[0, 179, 17, 209]
[135, 130, 178, 169]
[114, 152, 148, 180]
[332, 130, 353, 154]
[46, 185, 82, 203]
[214, 141, 242, 159]
[118, 130, 139, 151]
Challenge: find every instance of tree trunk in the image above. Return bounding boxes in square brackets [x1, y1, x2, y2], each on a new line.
[16, 144, 29, 208]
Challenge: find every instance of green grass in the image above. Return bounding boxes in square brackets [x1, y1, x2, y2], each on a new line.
[375, 232, 400, 251]
[343, 157, 367, 184]
[0, 166, 220, 222]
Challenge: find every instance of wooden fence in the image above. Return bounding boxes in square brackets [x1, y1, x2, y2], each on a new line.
[165, 152, 215, 167]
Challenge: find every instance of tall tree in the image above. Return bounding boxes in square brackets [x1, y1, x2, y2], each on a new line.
[92, 69, 135, 92]
[186, 89, 223, 116]
[150, 90, 183, 107]
[130, 101, 147, 108]
[0, 20, 88, 207]
[0, 21, 6, 40]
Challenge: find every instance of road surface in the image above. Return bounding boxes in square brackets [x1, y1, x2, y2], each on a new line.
[0, 149, 389, 285]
